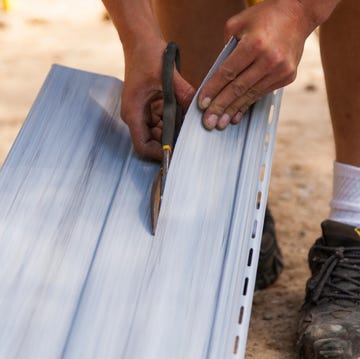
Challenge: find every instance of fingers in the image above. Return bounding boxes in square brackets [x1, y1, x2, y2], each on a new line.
[198, 38, 263, 130]
[198, 35, 256, 111]
[198, 42, 297, 130]
[210, 71, 296, 129]
[198, 58, 264, 130]
[120, 72, 195, 161]
[150, 98, 163, 143]
[121, 92, 163, 161]
[205, 86, 262, 130]
[128, 118, 163, 160]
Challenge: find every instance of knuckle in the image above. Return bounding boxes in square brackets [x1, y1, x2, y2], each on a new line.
[263, 55, 279, 71]
[219, 65, 238, 82]
[263, 50, 299, 83]
[249, 36, 265, 53]
[266, 49, 286, 69]
[246, 88, 261, 100]
[230, 81, 246, 98]
[282, 61, 297, 79]
[251, 37, 264, 52]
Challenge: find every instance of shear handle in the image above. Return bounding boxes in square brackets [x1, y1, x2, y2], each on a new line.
[161, 42, 181, 151]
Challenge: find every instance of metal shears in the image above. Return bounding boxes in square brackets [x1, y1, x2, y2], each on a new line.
[150, 42, 183, 235]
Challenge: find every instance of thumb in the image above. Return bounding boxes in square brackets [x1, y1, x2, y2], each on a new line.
[173, 71, 196, 110]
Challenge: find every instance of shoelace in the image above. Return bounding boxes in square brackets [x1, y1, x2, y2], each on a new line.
[309, 244, 360, 303]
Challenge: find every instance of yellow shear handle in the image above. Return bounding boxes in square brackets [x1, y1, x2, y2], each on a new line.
[246, 0, 262, 7]
[162, 145, 172, 154]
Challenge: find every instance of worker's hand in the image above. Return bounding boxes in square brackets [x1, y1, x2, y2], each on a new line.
[198, 0, 315, 130]
[121, 39, 195, 161]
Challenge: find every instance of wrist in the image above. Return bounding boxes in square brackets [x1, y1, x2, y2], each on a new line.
[276, 0, 340, 35]
[122, 33, 166, 69]
[119, 21, 164, 53]
[296, 0, 341, 25]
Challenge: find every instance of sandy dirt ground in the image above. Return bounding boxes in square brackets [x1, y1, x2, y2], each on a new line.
[0, 1, 334, 358]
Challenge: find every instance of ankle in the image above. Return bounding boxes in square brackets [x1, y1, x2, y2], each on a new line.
[329, 161, 360, 227]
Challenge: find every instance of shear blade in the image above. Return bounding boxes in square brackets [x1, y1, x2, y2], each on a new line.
[150, 172, 162, 235]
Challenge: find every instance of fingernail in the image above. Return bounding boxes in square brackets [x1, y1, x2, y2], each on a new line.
[205, 114, 218, 129]
[200, 97, 211, 110]
[233, 112, 242, 123]
[218, 113, 230, 129]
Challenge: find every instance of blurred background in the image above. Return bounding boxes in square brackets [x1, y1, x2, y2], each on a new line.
[0, 0, 123, 162]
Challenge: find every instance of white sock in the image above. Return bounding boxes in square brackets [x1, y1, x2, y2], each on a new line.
[329, 161, 360, 227]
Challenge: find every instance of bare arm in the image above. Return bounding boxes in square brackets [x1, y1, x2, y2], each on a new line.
[102, 0, 163, 54]
[198, 0, 342, 130]
[102, 0, 195, 159]
[297, 0, 341, 26]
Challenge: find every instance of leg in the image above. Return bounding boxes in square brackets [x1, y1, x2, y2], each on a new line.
[298, 2, 360, 357]
[321, 0, 360, 228]
[152, 0, 245, 88]
[320, 0, 360, 167]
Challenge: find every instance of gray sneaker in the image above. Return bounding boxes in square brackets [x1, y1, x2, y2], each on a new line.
[297, 220, 360, 359]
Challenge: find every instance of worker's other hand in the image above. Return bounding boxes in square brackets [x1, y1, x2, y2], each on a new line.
[198, 0, 314, 130]
[121, 40, 195, 161]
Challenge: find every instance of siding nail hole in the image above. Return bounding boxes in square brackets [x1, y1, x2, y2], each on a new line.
[252, 220, 257, 238]
[247, 248, 253, 266]
[238, 306, 244, 324]
[233, 335, 240, 354]
[243, 277, 249, 296]
[256, 191, 262, 209]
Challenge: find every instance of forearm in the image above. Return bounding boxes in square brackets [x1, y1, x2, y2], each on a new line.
[297, 0, 342, 24]
[102, 0, 164, 52]
[282, 0, 342, 34]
